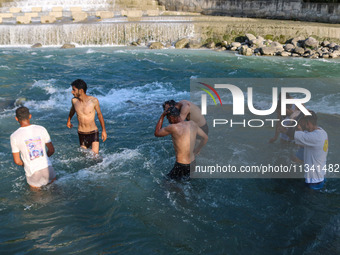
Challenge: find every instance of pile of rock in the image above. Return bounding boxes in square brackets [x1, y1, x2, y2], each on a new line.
[145, 34, 340, 59]
[217, 34, 340, 59]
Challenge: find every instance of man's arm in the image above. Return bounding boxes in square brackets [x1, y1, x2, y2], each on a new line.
[94, 98, 107, 142]
[67, 99, 76, 128]
[46, 142, 55, 157]
[154, 111, 172, 137]
[194, 126, 208, 155]
[12, 153, 23, 166]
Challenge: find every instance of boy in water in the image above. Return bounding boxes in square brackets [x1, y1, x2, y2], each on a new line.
[67, 79, 107, 154]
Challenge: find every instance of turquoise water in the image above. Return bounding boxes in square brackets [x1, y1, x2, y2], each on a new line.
[0, 47, 340, 254]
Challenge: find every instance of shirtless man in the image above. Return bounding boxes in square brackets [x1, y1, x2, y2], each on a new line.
[67, 79, 107, 154]
[163, 100, 208, 136]
[155, 106, 208, 180]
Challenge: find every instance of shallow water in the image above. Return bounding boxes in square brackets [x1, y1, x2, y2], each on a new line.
[0, 47, 340, 254]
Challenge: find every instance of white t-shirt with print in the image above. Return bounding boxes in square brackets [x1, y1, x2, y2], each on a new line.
[294, 127, 328, 183]
[10, 125, 52, 177]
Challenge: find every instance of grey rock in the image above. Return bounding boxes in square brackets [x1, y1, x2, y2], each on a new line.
[245, 33, 256, 42]
[239, 45, 253, 56]
[260, 46, 277, 56]
[230, 46, 238, 51]
[149, 42, 164, 49]
[280, 51, 290, 57]
[328, 42, 337, 49]
[284, 43, 295, 52]
[31, 43, 42, 48]
[175, 38, 189, 49]
[290, 36, 305, 47]
[322, 53, 330, 58]
[304, 37, 319, 48]
[231, 42, 241, 48]
[205, 41, 215, 49]
[294, 47, 305, 55]
[220, 41, 228, 48]
[321, 41, 330, 47]
[61, 44, 75, 49]
[291, 53, 300, 57]
[251, 38, 264, 47]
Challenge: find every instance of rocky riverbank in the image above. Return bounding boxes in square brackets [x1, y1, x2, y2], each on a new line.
[145, 34, 340, 59]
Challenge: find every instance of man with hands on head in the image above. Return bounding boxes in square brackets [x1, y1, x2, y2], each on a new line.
[155, 106, 208, 180]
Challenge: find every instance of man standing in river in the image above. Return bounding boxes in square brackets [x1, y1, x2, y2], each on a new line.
[67, 79, 107, 154]
[155, 106, 208, 180]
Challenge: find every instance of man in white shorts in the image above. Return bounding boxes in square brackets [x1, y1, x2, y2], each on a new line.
[10, 107, 56, 189]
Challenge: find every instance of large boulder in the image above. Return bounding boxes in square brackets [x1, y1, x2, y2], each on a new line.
[284, 43, 295, 52]
[205, 41, 215, 49]
[175, 38, 189, 49]
[304, 37, 319, 48]
[279, 51, 290, 57]
[250, 38, 264, 47]
[289, 36, 305, 47]
[239, 45, 253, 56]
[231, 42, 241, 48]
[329, 50, 340, 58]
[149, 42, 164, 49]
[270, 42, 284, 52]
[31, 43, 42, 48]
[220, 41, 228, 49]
[245, 33, 256, 42]
[61, 44, 75, 49]
[328, 42, 337, 49]
[260, 46, 277, 56]
[187, 40, 201, 49]
[321, 41, 330, 47]
[294, 47, 305, 55]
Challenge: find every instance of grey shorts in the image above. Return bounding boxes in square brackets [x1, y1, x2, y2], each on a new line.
[26, 166, 56, 188]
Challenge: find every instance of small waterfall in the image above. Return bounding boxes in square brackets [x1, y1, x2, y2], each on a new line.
[0, 22, 196, 46]
[0, 0, 114, 12]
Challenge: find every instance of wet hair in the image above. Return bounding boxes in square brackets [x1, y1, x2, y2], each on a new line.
[16, 106, 30, 121]
[162, 100, 176, 110]
[167, 106, 180, 117]
[71, 79, 87, 94]
[300, 110, 317, 126]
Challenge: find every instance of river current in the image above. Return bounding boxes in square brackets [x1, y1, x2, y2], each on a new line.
[0, 47, 339, 254]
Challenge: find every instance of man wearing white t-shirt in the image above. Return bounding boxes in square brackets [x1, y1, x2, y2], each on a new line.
[10, 107, 56, 189]
[294, 111, 328, 190]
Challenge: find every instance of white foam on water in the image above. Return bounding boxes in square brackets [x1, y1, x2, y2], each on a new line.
[0, 65, 10, 70]
[31, 52, 37, 55]
[309, 94, 340, 114]
[57, 148, 141, 184]
[44, 55, 54, 59]
[31, 79, 58, 94]
[97, 81, 189, 111]
[86, 49, 96, 54]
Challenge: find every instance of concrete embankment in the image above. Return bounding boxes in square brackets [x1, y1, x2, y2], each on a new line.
[0, 15, 340, 46]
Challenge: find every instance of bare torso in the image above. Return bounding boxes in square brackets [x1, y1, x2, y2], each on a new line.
[171, 120, 198, 164]
[179, 100, 206, 127]
[73, 96, 98, 132]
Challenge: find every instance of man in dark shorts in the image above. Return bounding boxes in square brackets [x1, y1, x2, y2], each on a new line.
[66, 79, 107, 154]
[163, 100, 209, 136]
[155, 106, 208, 180]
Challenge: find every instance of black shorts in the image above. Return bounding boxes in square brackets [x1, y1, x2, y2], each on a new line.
[78, 130, 99, 149]
[200, 123, 209, 136]
[167, 161, 196, 180]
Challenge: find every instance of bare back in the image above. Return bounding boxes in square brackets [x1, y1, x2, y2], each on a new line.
[72, 96, 98, 132]
[179, 100, 206, 127]
[170, 120, 198, 164]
